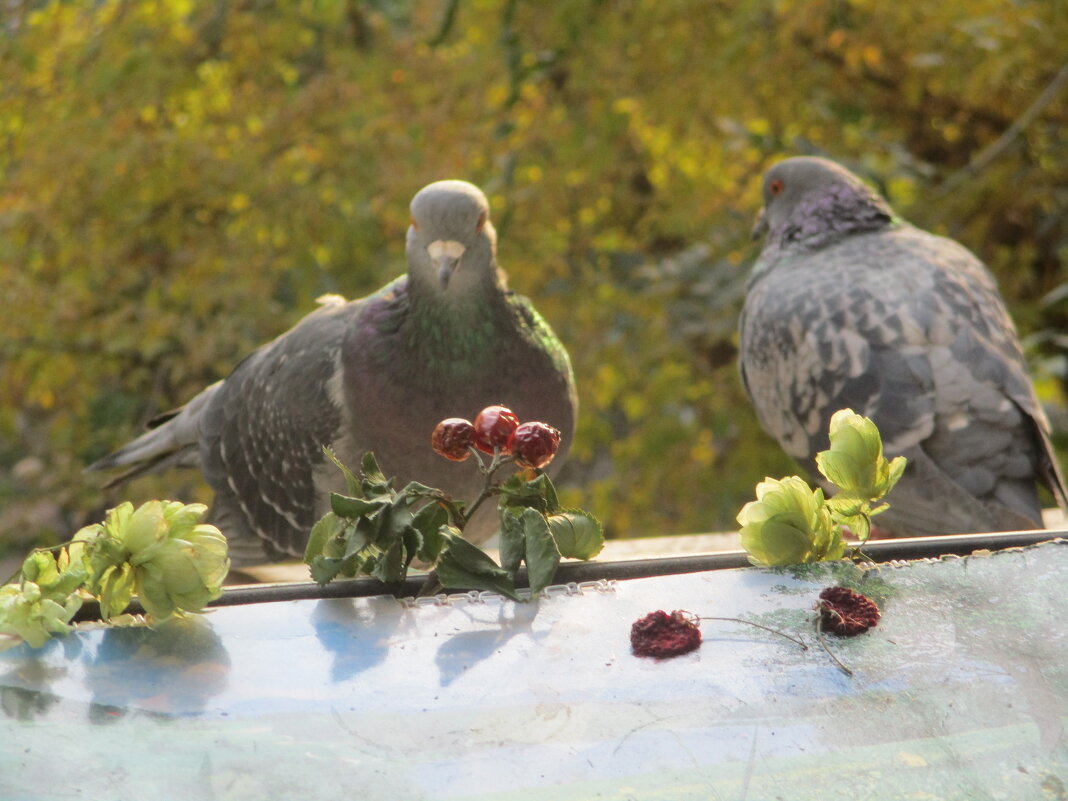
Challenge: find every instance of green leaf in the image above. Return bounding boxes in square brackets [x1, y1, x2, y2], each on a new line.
[98, 561, 136, 620]
[414, 505, 449, 563]
[740, 518, 813, 567]
[396, 480, 443, 498]
[517, 508, 560, 594]
[360, 452, 391, 497]
[825, 493, 868, 517]
[885, 455, 907, 493]
[435, 536, 520, 601]
[373, 501, 415, 549]
[343, 517, 376, 559]
[498, 507, 526, 573]
[412, 501, 448, 535]
[21, 551, 58, 585]
[547, 509, 604, 560]
[330, 493, 386, 519]
[497, 471, 560, 514]
[47, 561, 89, 598]
[338, 550, 363, 578]
[304, 512, 344, 564]
[323, 446, 361, 496]
[310, 556, 345, 586]
[371, 538, 405, 583]
[402, 525, 421, 569]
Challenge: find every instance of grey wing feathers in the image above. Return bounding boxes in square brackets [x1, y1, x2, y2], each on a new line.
[199, 302, 353, 561]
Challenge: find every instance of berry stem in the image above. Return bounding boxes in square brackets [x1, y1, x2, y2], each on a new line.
[814, 613, 854, 676]
[697, 616, 809, 651]
[462, 447, 514, 524]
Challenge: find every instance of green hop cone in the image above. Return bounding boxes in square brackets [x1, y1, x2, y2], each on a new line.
[737, 476, 845, 567]
[135, 522, 229, 620]
[0, 581, 82, 651]
[75, 501, 230, 621]
[815, 409, 906, 502]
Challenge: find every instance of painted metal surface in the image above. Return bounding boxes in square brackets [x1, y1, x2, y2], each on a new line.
[2, 541, 1066, 800]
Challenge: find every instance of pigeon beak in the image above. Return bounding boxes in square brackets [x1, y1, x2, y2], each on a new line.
[751, 208, 768, 240]
[427, 240, 467, 289]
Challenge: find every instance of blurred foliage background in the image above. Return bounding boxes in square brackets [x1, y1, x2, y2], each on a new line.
[2, 0, 1067, 564]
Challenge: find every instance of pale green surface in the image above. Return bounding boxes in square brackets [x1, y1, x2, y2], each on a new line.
[2, 542, 1067, 800]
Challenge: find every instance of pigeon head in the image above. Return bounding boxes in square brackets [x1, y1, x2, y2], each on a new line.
[407, 180, 501, 294]
[752, 157, 894, 253]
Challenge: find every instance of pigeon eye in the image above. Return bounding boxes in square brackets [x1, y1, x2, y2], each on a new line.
[768, 179, 784, 197]
[410, 218, 418, 231]
[476, 211, 487, 232]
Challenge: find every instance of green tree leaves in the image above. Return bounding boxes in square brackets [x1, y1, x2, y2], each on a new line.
[2, 0, 1064, 556]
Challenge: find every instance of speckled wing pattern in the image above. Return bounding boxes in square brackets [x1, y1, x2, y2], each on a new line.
[740, 223, 1064, 535]
[199, 301, 355, 562]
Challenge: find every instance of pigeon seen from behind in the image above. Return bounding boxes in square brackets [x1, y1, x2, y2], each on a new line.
[739, 156, 1067, 536]
[90, 180, 578, 564]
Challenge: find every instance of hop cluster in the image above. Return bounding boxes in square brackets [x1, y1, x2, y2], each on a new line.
[431, 405, 561, 470]
[818, 587, 880, 636]
[73, 500, 230, 622]
[630, 609, 702, 658]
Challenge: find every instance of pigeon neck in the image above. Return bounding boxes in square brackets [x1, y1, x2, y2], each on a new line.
[770, 183, 895, 256]
[402, 269, 512, 359]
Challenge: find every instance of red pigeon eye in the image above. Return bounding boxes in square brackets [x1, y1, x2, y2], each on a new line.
[769, 178, 784, 197]
[476, 211, 487, 232]
[410, 218, 418, 230]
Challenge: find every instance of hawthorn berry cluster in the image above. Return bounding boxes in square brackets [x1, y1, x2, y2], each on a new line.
[431, 405, 561, 470]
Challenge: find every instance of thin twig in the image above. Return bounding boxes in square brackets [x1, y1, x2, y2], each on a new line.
[698, 616, 809, 651]
[464, 448, 512, 521]
[815, 614, 854, 676]
[937, 58, 1068, 197]
[427, 0, 461, 47]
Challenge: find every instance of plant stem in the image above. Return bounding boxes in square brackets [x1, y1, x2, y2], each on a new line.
[697, 616, 809, 651]
[814, 614, 854, 676]
[461, 447, 513, 524]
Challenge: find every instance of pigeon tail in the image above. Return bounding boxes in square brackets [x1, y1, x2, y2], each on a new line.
[86, 381, 221, 486]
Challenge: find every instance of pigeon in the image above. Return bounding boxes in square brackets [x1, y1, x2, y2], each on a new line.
[89, 180, 578, 564]
[739, 156, 1067, 536]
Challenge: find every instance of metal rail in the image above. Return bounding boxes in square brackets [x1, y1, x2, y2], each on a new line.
[207, 529, 1066, 608]
[69, 529, 1064, 621]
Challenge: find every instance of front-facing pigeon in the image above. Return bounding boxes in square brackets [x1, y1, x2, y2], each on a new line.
[739, 156, 1067, 536]
[89, 180, 578, 564]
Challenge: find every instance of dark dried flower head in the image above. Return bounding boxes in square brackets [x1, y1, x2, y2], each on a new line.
[630, 609, 702, 658]
[818, 587, 880, 636]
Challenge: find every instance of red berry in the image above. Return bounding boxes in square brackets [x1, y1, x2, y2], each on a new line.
[508, 421, 561, 469]
[431, 418, 476, 462]
[472, 405, 520, 454]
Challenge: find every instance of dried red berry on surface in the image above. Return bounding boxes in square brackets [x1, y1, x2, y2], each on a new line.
[818, 587, 880, 637]
[630, 610, 702, 658]
[472, 405, 520, 454]
[431, 418, 476, 462]
[509, 421, 561, 469]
